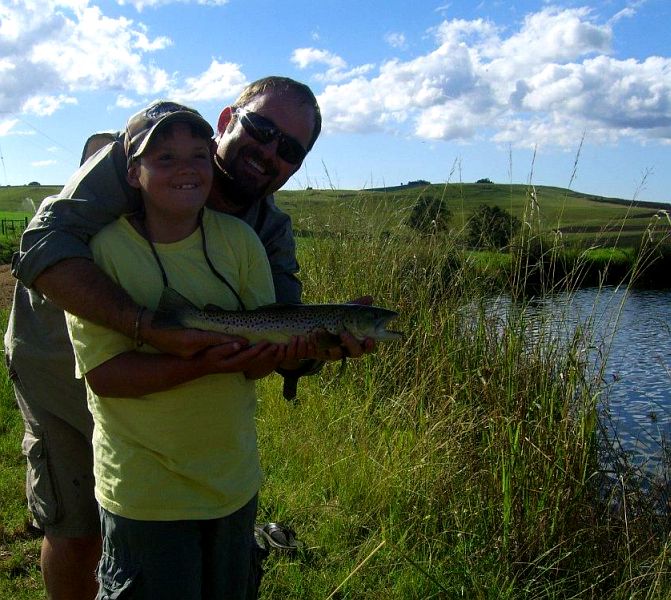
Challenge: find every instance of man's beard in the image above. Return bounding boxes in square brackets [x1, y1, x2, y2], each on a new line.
[212, 149, 278, 210]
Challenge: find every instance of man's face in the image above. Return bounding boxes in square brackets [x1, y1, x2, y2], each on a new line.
[213, 91, 314, 208]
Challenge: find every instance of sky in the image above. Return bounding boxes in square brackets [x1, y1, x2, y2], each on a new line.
[1, 0, 670, 204]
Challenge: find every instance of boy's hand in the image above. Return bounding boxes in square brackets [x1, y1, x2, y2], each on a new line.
[245, 336, 316, 380]
[200, 341, 275, 375]
[140, 309, 247, 358]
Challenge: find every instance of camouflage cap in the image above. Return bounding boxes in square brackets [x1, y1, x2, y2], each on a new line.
[125, 100, 213, 162]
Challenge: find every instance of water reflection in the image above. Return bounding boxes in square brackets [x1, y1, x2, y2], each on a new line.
[485, 287, 671, 474]
[590, 288, 671, 472]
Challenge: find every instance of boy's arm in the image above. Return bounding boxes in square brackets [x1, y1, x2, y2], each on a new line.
[86, 340, 282, 398]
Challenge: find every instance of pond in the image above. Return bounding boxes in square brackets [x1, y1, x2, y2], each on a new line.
[576, 287, 671, 473]
[497, 286, 671, 477]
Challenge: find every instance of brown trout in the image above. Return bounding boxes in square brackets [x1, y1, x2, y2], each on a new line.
[152, 287, 403, 347]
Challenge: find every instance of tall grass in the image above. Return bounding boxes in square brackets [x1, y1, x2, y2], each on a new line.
[252, 191, 671, 598]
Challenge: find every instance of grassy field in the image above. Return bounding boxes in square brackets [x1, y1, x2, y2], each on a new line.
[0, 186, 61, 213]
[0, 181, 669, 249]
[0, 183, 670, 597]
[275, 182, 669, 249]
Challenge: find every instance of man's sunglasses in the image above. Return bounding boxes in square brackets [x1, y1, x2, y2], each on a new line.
[235, 107, 307, 165]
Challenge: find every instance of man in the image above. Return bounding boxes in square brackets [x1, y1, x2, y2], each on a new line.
[5, 77, 373, 599]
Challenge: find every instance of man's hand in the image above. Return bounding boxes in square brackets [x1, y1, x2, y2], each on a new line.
[316, 295, 377, 362]
[317, 331, 376, 362]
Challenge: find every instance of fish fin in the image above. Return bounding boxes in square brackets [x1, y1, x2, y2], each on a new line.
[152, 287, 197, 330]
[203, 303, 225, 313]
[282, 375, 299, 401]
[151, 312, 183, 329]
[158, 287, 198, 310]
[253, 302, 302, 310]
[314, 330, 342, 350]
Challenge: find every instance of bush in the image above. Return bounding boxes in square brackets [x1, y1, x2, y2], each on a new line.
[407, 195, 451, 234]
[467, 204, 521, 249]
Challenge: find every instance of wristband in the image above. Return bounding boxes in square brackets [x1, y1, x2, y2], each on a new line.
[133, 306, 146, 348]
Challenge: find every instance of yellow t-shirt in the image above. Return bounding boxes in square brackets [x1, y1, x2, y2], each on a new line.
[66, 208, 275, 520]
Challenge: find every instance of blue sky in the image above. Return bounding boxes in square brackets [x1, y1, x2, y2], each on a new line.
[1, 0, 670, 203]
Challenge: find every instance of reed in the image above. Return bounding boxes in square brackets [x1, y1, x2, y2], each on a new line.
[253, 187, 671, 598]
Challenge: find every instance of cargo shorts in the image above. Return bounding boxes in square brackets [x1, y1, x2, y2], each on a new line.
[8, 355, 100, 538]
[97, 495, 259, 600]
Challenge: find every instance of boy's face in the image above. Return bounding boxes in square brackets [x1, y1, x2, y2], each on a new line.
[127, 122, 213, 221]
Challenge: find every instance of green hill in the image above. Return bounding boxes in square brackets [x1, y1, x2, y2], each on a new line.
[275, 183, 670, 248]
[0, 185, 61, 213]
[0, 182, 668, 249]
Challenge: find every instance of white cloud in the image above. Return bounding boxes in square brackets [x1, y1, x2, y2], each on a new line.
[31, 159, 58, 167]
[171, 59, 247, 103]
[22, 95, 78, 116]
[385, 32, 407, 50]
[608, 0, 645, 25]
[1, 1, 173, 116]
[292, 47, 374, 83]
[115, 95, 139, 109]
[292, 48, 346, 71]
[496, 7, 611, 66]
[316, 6, 671, 150]
[116, 0, 228, 11]
[0, 119, 20, 136]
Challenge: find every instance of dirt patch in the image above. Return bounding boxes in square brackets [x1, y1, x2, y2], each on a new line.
[0, 264, 16, 310]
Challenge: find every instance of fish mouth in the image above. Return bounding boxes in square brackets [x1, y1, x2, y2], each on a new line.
[373, 314, 403, 340]
[375, 326, 404, 340]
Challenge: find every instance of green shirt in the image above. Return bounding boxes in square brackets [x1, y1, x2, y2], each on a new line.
[66, 208, 275, 520]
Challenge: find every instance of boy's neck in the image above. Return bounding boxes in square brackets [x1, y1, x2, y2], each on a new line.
[133, 209, 201, 244]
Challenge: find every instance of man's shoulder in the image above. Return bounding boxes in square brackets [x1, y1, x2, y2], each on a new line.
[59, 140, 131, 200]
[90, 216, 133, 249]
[260, 193, 288, 215]
[204, 208, 256, 235]
[239, 194, 291, 230]
[80, 132, 121, 166]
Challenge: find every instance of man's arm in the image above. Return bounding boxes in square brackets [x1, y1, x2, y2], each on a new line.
[34, 258, 138, 337]
[12, 142, 136, 287]
[14, 141, 237, 357]
[34, 258, 245, 358]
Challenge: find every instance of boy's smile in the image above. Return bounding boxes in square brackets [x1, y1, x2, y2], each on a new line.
[127, 122, 213, 242]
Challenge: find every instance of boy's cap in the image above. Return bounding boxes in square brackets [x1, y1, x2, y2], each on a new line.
[125, 100, 214, 161]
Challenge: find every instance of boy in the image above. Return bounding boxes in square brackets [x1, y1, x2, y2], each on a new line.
[66, 101, 301, 598]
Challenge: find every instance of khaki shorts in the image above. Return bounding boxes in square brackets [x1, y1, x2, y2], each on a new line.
[8, 356, 99, 538]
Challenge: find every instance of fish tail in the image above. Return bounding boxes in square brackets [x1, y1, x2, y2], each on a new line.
[151, 287, 196, 330]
